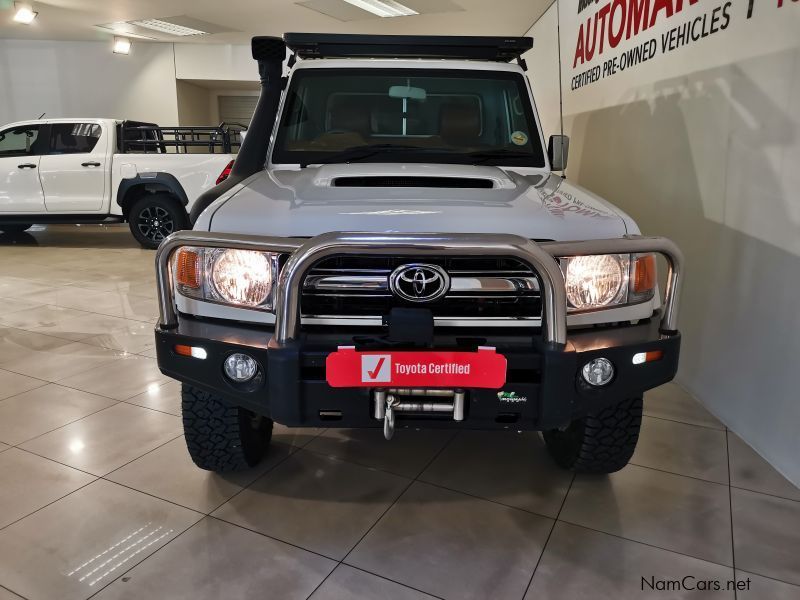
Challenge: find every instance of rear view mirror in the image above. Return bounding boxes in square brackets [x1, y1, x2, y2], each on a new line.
[389, 85, 427, 101]
[548, 135, 569, 171]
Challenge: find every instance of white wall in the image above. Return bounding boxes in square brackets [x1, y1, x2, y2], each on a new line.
[176, 81, 213, 126]
[523, 2, 562, 141]
[0, 39, 179, 125]
[528, 1, 800, 484]
[0, 40, 260, 127]
[174, 44, 258, 82]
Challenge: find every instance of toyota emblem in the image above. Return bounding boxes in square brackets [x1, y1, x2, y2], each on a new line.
[389, 264, 450, 303]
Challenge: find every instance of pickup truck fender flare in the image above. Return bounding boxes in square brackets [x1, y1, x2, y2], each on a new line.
[117, 173, 190, 215]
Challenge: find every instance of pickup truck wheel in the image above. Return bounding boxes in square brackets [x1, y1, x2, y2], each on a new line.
[182, 384, 273, 472]
[543, 396, 643, 474]
[0, 223, 33, 233]
[129, 194, 188, 249]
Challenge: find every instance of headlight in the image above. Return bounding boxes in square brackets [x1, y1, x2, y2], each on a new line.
[560, 253, 655, 312]
[563, 254, 629, 310]
[173, 247, 280, 311]
[209, 249, 272, 306]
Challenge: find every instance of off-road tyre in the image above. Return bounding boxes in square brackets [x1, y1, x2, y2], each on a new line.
[543, 396, 643, 474]
[182, 384, 273, 472]
[128, 193, 189, 249]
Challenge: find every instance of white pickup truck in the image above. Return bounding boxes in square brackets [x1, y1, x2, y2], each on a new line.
[155, 34, 685, 476]
[0, 118, 239, 248]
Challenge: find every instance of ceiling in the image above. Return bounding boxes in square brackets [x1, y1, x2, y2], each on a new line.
[0, 0, 551, 44]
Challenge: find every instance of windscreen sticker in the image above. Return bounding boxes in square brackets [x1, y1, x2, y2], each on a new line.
[511, 131, 529, 146]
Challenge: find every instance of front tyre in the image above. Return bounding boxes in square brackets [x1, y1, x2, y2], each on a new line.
[128, 194, 189, 249]
[543, 396, 643, 474]
[182, 384, 273, 472]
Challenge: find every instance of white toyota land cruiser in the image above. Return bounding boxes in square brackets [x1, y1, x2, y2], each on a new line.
[154, 34, 684, 475]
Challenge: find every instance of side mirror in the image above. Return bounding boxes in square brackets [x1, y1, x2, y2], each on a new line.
[548, 135, 569, 171]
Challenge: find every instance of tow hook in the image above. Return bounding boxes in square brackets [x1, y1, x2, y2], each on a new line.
[374, 388, 465, 440]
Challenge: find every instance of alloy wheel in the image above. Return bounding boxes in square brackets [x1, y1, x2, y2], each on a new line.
[136, 206, 175, 243]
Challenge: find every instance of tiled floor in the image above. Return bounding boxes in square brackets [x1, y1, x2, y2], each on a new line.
[0, 225, 799, 600]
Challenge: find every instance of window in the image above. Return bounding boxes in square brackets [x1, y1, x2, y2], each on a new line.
[273, 69, 545, 168]
[49, 123, 102, 155]
[0, 125, 41, 158]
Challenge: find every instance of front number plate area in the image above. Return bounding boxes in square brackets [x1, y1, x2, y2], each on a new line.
[325, 346, 507, 389]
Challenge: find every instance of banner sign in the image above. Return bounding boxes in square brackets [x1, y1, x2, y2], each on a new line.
[326, 347, 508, 389]
[561, 0, 799, 111]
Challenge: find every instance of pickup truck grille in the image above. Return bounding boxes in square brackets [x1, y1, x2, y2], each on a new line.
[301, 256, 542, 322]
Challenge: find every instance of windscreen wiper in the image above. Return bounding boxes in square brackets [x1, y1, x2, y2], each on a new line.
[466, 150, 534, 165]
[303, 144, 423, 167]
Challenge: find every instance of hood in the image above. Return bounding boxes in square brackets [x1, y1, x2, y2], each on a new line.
[203, 163, 630, 241]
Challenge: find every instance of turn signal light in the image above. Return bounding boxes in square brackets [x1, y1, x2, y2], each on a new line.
[632, 254, 656, 294]
[175, 248, 201, 289]
[174, 345, 207, 359]
[632, 350, 663, 365]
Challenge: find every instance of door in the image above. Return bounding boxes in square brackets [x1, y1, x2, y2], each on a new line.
[39, 122, 107, 212]
[218, 95, 258, 126]
[0, 124, 45, 213]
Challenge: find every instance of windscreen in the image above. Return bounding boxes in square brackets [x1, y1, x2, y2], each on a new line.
[273, 68, 545, 168]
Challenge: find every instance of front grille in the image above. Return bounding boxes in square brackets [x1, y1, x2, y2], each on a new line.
[301, 255, 542, 321]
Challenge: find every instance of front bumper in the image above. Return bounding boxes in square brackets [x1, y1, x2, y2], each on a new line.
[155, 315, 679, 430]
[154, 231, 684, 431]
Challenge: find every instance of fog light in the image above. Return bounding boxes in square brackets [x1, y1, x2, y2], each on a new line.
[224, 353, 258, 382]
[582, 358, 615, 386]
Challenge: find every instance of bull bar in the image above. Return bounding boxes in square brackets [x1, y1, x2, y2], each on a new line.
[155, 230, 684, 346]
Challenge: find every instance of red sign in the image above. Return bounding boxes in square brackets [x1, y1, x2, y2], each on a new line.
[325, 346, 507, 389]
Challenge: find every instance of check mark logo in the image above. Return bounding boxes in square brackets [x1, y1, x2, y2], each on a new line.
[367, 357, 386, 380]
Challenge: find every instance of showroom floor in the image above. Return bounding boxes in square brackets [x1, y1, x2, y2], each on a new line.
[0, 225, 798, 600]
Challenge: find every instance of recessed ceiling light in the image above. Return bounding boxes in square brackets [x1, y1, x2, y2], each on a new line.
[113, 37, 131, 55]
[13, 2, 38, 24]
[129, 18, 208, 36]
[341, 0, 418, 18]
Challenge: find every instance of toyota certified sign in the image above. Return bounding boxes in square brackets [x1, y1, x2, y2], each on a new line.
[327, 347, 508, 389]
[389, 263, 450, 303]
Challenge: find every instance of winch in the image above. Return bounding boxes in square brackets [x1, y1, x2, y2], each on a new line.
[373, 388, 465, 440]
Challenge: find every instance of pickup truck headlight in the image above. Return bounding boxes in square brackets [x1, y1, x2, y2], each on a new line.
[173, 247, 280, 311]
[560, 253, 655, 312]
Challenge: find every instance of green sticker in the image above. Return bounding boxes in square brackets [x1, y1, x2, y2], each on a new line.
[498, 391, 528, 403]
[511, 131, 528, 146]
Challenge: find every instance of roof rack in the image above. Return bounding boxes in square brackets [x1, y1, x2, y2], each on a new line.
[118, 122, 244, 154]
[283, 33, 533, 64]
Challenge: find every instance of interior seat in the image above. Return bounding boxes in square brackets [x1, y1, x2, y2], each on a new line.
[439, 102, 482, 148]
[308, 101, 372, 150]
[328, 102, 371, 137]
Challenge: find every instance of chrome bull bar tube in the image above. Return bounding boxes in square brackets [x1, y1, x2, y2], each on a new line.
[538, 235, 684, 334]
[156, 231, 683, 344]
[155, 231, 303, 330]
[274, 232, 568, 346]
